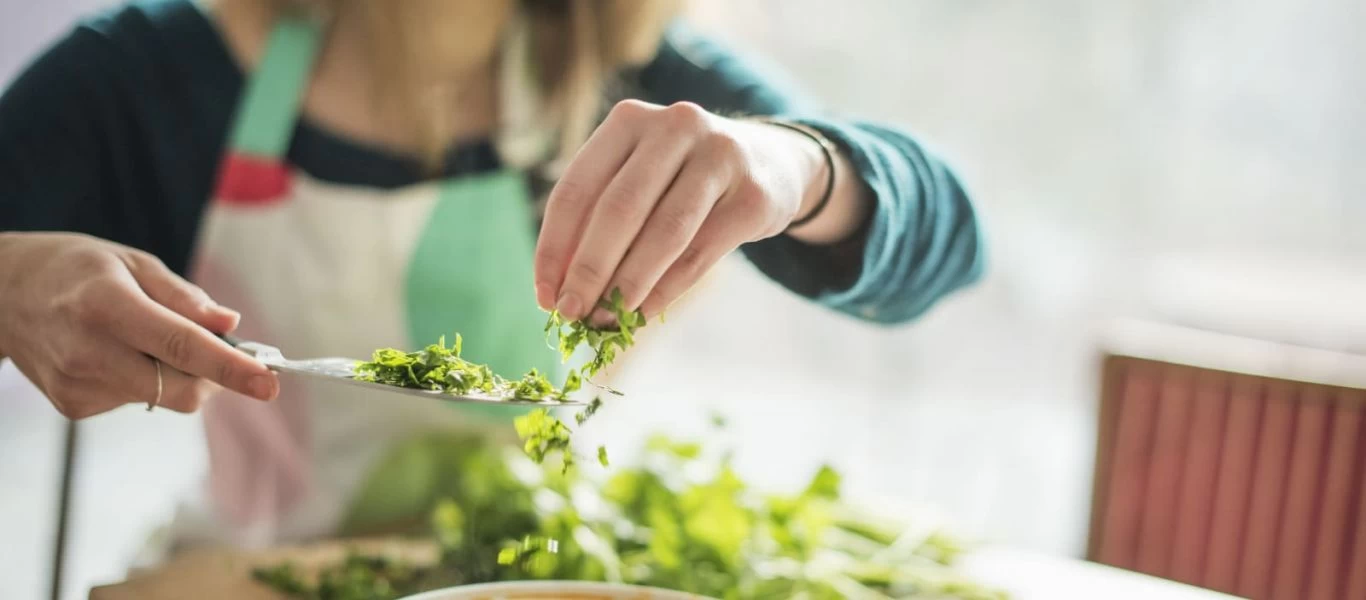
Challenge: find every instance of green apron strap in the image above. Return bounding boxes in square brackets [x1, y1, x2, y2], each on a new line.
[226, 16, 325, 159]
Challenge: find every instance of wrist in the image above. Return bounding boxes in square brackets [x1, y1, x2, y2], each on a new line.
[789, 127, 833, 226]
[747, 119, 832, 224]
[757, 119, 838, 232]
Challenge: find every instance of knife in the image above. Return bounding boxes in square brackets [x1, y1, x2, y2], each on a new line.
[218, 333, 583, 406]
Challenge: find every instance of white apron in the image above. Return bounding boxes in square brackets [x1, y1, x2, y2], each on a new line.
[163, 11, 565, 550]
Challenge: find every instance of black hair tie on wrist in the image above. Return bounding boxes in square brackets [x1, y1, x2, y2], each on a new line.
[757, 118, 837, 230]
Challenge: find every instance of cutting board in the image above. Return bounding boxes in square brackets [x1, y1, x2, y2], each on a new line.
[88, 538, 438, 600]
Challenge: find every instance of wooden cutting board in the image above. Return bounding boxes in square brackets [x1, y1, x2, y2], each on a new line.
[88, 538, 439, 600]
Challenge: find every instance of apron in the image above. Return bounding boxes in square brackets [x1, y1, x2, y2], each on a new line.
[164, 12, 564, 549]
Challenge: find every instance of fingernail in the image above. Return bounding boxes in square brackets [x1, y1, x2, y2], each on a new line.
[248, 374, 276, 401]
[535, 283, 555, 311]
[556, 293, 583, 320]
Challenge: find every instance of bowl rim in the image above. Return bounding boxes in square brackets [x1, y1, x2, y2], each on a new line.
[399, 580, 714, 600]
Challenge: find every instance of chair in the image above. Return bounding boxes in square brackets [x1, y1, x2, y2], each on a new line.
[1087, 319, 1366, 600]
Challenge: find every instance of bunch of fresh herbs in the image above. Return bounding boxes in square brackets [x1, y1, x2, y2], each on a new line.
[253, 429, 1008, 600]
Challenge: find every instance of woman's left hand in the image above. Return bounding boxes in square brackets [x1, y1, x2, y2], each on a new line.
[534, 100, 860, 323]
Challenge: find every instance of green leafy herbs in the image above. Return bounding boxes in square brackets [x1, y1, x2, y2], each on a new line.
[355, 286, 649, 402]
[543, 288, 647, 383]
[575, 396, 603, 426]
[496, 535, 559, 570]
[508, 289, 646, 469]
[353, 334, 563, 402]
[251, 554, 430, 600]
[252, 563, 310, 597]
[256, 430, 1008, 600]
[511, 397, 614, 473]
[354, 289, 647, 470]
[513, 408, 575, 472]
[354, 289, 646, 469]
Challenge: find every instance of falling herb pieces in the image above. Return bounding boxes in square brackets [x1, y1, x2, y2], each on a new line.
[497, 535, 558, 568]
[512, 395, 609, 470]
[514, 409, 574, 471]
[575, 396, 603, 426]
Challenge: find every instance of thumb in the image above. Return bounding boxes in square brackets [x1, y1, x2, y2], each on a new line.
[123, 253, 241, 333]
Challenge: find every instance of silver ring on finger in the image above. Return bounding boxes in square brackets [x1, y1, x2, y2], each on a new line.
[146, 358, 163, 412]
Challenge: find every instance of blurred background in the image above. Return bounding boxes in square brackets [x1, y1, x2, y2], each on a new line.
[3, 0, 1365, 599]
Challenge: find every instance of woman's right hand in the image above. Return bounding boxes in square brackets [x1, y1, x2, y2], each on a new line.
[0, 232, 278, 419]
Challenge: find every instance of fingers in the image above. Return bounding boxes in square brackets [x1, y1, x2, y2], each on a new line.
[537, 100, 762, 324]
[154, 364, 220, 413]
[637, 207, 749, 319]
[43, 366, 216, 419]
[11, 236, 265, 421]
[122, 251, 241, 333]
[116, 252, 270, 401]
[600, 154, 728, 317]
[41, 339, 226, 418]
[534, 102, 645, 311]
[99, 288, 277, 401]
[553, 132, 698, 321]
[99, 344, 223, 413]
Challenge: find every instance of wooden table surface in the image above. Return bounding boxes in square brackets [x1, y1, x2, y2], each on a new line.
[89, 541, 1244, 600]
[88, 538, 439, 600]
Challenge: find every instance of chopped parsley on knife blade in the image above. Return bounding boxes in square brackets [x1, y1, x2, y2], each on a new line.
[352, 334, 573, 402]
[353, 289, 646, 470]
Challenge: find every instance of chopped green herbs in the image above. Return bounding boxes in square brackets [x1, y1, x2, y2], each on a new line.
[255, 431, 1008, 600]
[508, 395, 609, 472]
[353, 334, 578, 402]
[513, 408, 575, 472]
[355, 288, 647, 470]
[292, 290, 1008, 599]
[575, 396, 603, 426]
[251, 563, 309, 596]
[543, 288, 647, 381]
[496, 535, 559, 569]
[251, 554, 430, 600]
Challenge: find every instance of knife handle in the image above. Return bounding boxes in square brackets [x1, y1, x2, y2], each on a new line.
[216, 332, 244, 348]
[215, 332, 283, 362]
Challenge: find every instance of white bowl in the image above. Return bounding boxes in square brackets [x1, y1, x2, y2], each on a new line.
[400, 580, 711, 600]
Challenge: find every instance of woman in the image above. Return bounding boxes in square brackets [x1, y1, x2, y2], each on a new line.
[0, 0, 984, 549]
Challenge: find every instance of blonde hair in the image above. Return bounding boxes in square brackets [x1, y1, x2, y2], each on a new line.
[270, 0, 680, 171]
